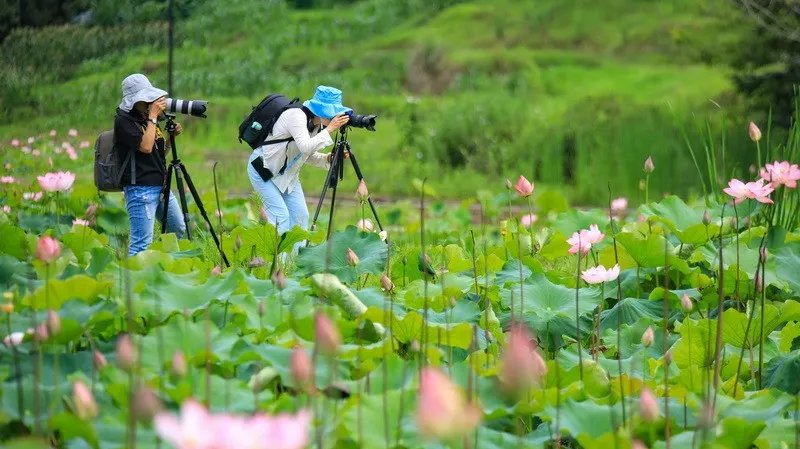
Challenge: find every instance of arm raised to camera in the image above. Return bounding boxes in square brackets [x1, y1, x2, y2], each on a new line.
[283, 109, 333, 155]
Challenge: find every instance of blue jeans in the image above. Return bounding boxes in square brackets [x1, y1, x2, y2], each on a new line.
[248, 152, 309, 253]
[123, 185, 186, 256]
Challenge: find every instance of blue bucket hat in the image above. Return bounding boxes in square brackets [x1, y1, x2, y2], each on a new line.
[303, 86, 352, 120]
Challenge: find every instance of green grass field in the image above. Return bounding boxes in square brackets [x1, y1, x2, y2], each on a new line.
[0, 0, 761, 204]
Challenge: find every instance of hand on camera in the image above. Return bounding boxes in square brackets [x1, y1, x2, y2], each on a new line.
[148, 97, 167, 120]
[325, 114, 349, 133]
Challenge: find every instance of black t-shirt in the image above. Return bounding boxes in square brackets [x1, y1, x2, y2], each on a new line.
[113, 108, 167, 186]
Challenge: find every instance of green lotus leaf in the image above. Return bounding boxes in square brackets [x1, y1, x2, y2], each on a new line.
[640, 195, 721, 244]
[720, 304, 782, 348]
[600, 298, 665, 331]
[615, 232, 690, 273]
[0, 223, 28, 259]
[763, 349, 800, 394]
[552, 209, 609, 239]
[714, 416, 767, 449]
[49, 412, 98, 448]
[22, 275, 112, 310]
[1, 437, 54, 449]
[671, 318, 716, 369]
[296, 226, 388, 284]
[341, 390, 416, 449]
[545, 398, 622, 438]
[718, 389, 793, 422]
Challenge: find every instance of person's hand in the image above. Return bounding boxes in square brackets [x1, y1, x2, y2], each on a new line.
[325, 114, 349, 133]
[148, 97, 167, 120]
[174, 123, 183, 135]
[327, 150, 350, 163]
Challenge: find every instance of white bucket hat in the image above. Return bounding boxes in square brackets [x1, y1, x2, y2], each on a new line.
[118, 74, 168, 112]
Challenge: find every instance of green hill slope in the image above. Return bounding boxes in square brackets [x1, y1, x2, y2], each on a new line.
[0, 0, 756, 204]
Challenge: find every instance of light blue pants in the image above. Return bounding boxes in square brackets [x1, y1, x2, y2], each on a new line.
[247, 152, 309, 254]
[123, 185, 186, 256]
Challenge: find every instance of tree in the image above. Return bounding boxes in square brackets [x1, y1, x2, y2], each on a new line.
[730, 0, 800, 127]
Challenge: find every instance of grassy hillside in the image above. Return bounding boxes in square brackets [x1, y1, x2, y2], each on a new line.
[0, 0, 759, 204]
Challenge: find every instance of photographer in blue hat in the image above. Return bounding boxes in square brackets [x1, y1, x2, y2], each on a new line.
[247, 85, 350, 252]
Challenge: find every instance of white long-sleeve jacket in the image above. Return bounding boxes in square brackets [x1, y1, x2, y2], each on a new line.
[256, 108, 332, 193]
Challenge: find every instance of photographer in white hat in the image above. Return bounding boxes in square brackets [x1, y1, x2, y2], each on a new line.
[115, 73, 186, 256]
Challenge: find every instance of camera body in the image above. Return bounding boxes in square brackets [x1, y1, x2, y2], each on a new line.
[345, 111, 377, 131]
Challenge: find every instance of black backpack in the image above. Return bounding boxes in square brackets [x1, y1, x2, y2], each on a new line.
[94, 129, 132, 192]
[238, 94, 304, 150]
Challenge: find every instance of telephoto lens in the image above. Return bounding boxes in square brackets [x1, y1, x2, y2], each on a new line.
[167, 98, 208, 118]
[346, 112, 377, 131]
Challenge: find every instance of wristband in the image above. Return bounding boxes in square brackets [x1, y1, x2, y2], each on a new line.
[148, 118, 158, 125]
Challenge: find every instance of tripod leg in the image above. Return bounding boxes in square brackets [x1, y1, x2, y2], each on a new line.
[160, 164, 174, 233]
[326, 180, 339, 240]
[347, 150, 387, 236]
[171, 162, 193, 241]
[310, 145, 344, 232]
[178, 163, 231, 267]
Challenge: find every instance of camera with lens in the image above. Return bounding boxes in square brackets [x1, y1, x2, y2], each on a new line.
[345, 111, 377, 131]
[166, 98, 208, 118]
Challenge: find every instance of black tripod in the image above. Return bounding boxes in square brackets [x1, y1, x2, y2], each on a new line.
[160, 115, 230, 266]
[310, 126, 386, 241]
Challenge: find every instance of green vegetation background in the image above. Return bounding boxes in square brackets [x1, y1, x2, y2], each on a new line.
[0, 0, 765, 205]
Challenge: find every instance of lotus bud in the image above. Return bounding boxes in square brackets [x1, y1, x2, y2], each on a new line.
[93, 350, 107, 370]
[379, 230, 388, 242]
[410, 339, 421, 352]
[643, 156, 654, 173]
[664, 349, 673, 365]
[34, 323, 49, 342]
[73, 380, 98, 420]
[742, 216, 751, 228]
[260, 208, 269, 222]
[356, 180, 369, 202]
[632, 440, 648, 449]
[505, 179, 513, 190]
[248, 257, 265, 268]
[314, 312, 341, 355]
[681, 294, 693, 312]
[500, 324, 547, 393]
[290, 346, 314, 393]
[380, 274, 394, 292]
[641, 326, 654, 348]
[210, 265, 221, 276]
[755, 272, 763, 293]
[35, 235, 61, 263]
[748, 121, 762, 142]
[416, 367, 481, 439]
[171, 351, 187, 377]
[249, 366, 279, 393]
[759, 246, 767, 264]
[116, 334, 137, 371]
[513, 175, 534, 197]
[234, 236, 243, 252]
[702, 210, 711, 225]
[639, 387, 659, 422]
[46, 310, 61, 336]
[346, 248, 359, 266]
[132, 385, 162, 421]
[258, 301, 265, 317]
[271, 269, 287, 290]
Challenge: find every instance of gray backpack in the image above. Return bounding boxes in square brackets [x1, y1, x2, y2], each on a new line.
[93, 130, 133, 192]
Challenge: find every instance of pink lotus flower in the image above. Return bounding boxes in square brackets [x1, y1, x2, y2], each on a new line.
[380, 273, 394, 292]
[73, 380, 99, 420]
[73, 219, 90, 226]
[154, 400, 219, 449]
[32, 149, 41, 157]
[580, 264, 620, 284]
[27, 137, 35, 144]
[760, 161, 800, 188]
[611, 197, 628, 213]
[567, 230, 592, 255]
[35, 236, 60, 263]
[66, 147, 78, 161]
[514, 175, 534, 197]
[520, 213, 537, 228]
[1, 176, 15, 184]
[314, 312, 341, 355]
[499, 324, 547, 393]
[723, 178, 774, 204]
[210, 266, 221, 276]
[23, 192, 43, 202]
[21, 146, 31, 154]
[748, 121, 762, 142]
[639, 387, 659, 422]
[584, 224, 605, 244]
[172, 351, 188, 377]
[10, 139, 19, 147]
[93, 350, 108, 370]
[47, 310, 61, 335]
[37, 171, 76, 192]
[346, 247, 359, 266]
[68, 129, 78, 137]
[79, 140, 90, 149]
[417, 367, 481, 440]
[2, 205, 10, 213]
[116, 334, 137, 371]
[356, 218, 374, 232]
